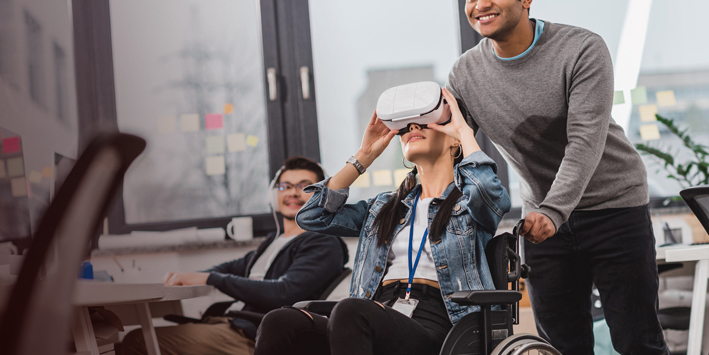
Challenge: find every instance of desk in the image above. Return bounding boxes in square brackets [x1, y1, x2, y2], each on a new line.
[657, 244, 709, 355]
[71, 281, 213, 355]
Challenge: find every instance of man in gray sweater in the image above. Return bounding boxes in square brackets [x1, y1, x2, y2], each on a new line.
[447, 0, 668, 354]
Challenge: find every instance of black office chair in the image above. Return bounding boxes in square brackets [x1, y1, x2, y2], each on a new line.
[164, 267, 352, 325]
[294, 221, 562, 355]
[681, 186, 709, 238]
[0, 133, 146, 355]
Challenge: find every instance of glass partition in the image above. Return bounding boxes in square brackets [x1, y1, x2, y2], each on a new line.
[109, 0, 271, 224]
[309, 0, 461, 201]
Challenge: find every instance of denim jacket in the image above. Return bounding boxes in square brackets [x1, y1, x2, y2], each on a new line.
[296, 151, 511, 324]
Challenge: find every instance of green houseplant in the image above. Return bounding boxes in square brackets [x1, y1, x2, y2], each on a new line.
[635, 114, 709, 244]
[634, 114, 709, 189]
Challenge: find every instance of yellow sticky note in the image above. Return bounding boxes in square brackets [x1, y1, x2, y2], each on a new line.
[181, 114, 200, 132]
[394, 169, 411, 186]
[639, 124, 661, 141]
[158, 116, 176, 133]
[42, 167, 52, 178]
[224, 103, 234, 114]
[352, 172, 371, 188]
[227, 133, 246, 152]
[630, 87, 648, 105]
[246, 135, 259, 147]
[656, 90, 677, 107]
[0, 160, 6, 178]
[11, 177, 27, 197]
[28, 170, 42, 184]
[6, 157, 24, 177]
[613, 91, 625, 105]
[205, 156, 226, 176]
[206, 136, 225, 154]
[639, 105, 658, 122]
[372, 170, 393, 187]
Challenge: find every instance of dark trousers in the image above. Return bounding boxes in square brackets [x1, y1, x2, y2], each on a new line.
[524, 204, 668, 355]
[255, 282, 452, 355]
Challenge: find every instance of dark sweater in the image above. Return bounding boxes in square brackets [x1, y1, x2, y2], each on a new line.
[205, 231, 348, 339]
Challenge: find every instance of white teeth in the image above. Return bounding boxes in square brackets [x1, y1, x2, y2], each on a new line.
[479, 14, 497, 21]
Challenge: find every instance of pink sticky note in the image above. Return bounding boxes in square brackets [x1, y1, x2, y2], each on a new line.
[205, 114, 223, 130]
[2, 137, 20, 154]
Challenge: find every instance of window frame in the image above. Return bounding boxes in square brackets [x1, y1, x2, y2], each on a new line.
[72, 0, 321, 236]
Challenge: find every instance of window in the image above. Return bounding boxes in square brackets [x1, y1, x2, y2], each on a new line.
[309, 0, 462, 201]
[502, 0, 709, 207]
[75, 0, 320, 234]
[109, 0, 271, 225]
[24, 11, 44, 106]
[626, 0, 709, 198]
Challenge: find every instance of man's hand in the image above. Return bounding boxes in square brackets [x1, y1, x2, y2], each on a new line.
[520, 212, 556, 244]
[163, 272, 210, 286]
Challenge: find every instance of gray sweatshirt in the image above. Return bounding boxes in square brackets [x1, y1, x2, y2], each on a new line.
[447, 21, 648, 230]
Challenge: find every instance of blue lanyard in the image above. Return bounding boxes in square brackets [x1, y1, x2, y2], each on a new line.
[406, 190, 429, 300]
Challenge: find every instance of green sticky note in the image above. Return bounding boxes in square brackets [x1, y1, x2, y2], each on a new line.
[630, 87, 648, 105]
[206, 136, 225, 154]
[613, 91, 625, 105]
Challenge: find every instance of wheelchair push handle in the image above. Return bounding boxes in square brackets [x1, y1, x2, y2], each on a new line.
[512, 219, 525, 239]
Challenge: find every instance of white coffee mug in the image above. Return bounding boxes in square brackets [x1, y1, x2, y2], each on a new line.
[226, 216, 253, 241]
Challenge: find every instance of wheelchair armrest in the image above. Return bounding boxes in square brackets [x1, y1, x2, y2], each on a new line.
[292, 300, 338, 316]
[163, 314, 201, 324]
[451, 290, 522, 306]
[224, 310, 266, 325]
[202, 300, 237, 318]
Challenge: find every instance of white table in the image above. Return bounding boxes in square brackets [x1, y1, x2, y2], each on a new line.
[657, 244, 709, 355]
[71, 281, 213, 355]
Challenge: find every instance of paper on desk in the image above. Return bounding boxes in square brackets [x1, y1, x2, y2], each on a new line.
[97, 227, 225, 250]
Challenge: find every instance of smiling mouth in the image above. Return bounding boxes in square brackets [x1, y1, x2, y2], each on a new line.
[407, 134, 425, 143]
[476, 14, 498, 21]
[284, 201, 304, 208]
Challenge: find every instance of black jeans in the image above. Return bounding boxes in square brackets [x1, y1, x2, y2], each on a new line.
[255, 282, 452, 355]
[524, 204, 668, 355]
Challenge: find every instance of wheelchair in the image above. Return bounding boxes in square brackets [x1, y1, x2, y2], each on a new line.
[294, 220, 562, 355]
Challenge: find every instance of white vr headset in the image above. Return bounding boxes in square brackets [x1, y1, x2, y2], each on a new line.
[376, 81, 450, 134]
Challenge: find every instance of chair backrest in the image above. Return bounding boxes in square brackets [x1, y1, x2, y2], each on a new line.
[680, 186, 709, 235]
[485, 220, 525, 291]
[484, 220, 526, 325]
[0, 133, 145, 355]
[485, 234, 512, 291]
[318, 267, 352, 300]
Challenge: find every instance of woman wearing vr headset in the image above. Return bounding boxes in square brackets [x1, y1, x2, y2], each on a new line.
[255, 88, 510, 355]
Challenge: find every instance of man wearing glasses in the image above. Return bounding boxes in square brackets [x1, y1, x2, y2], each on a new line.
[121, 156, 348, 355]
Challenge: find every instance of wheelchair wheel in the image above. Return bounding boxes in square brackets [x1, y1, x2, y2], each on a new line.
[490, 334, 562, 355]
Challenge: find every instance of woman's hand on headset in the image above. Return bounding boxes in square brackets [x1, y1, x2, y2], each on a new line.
[429, 88, 480, 157]
[357, 110, 398, 167]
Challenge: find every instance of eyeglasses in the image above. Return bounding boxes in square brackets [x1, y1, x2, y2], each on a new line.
[276, 181, 312, 192]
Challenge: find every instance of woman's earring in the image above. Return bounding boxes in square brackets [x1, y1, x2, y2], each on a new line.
[451, 145, 463, 159]
[402, 157, 414, 169]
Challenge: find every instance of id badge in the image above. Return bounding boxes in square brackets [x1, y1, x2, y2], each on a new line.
[392, 298, 419, 318]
